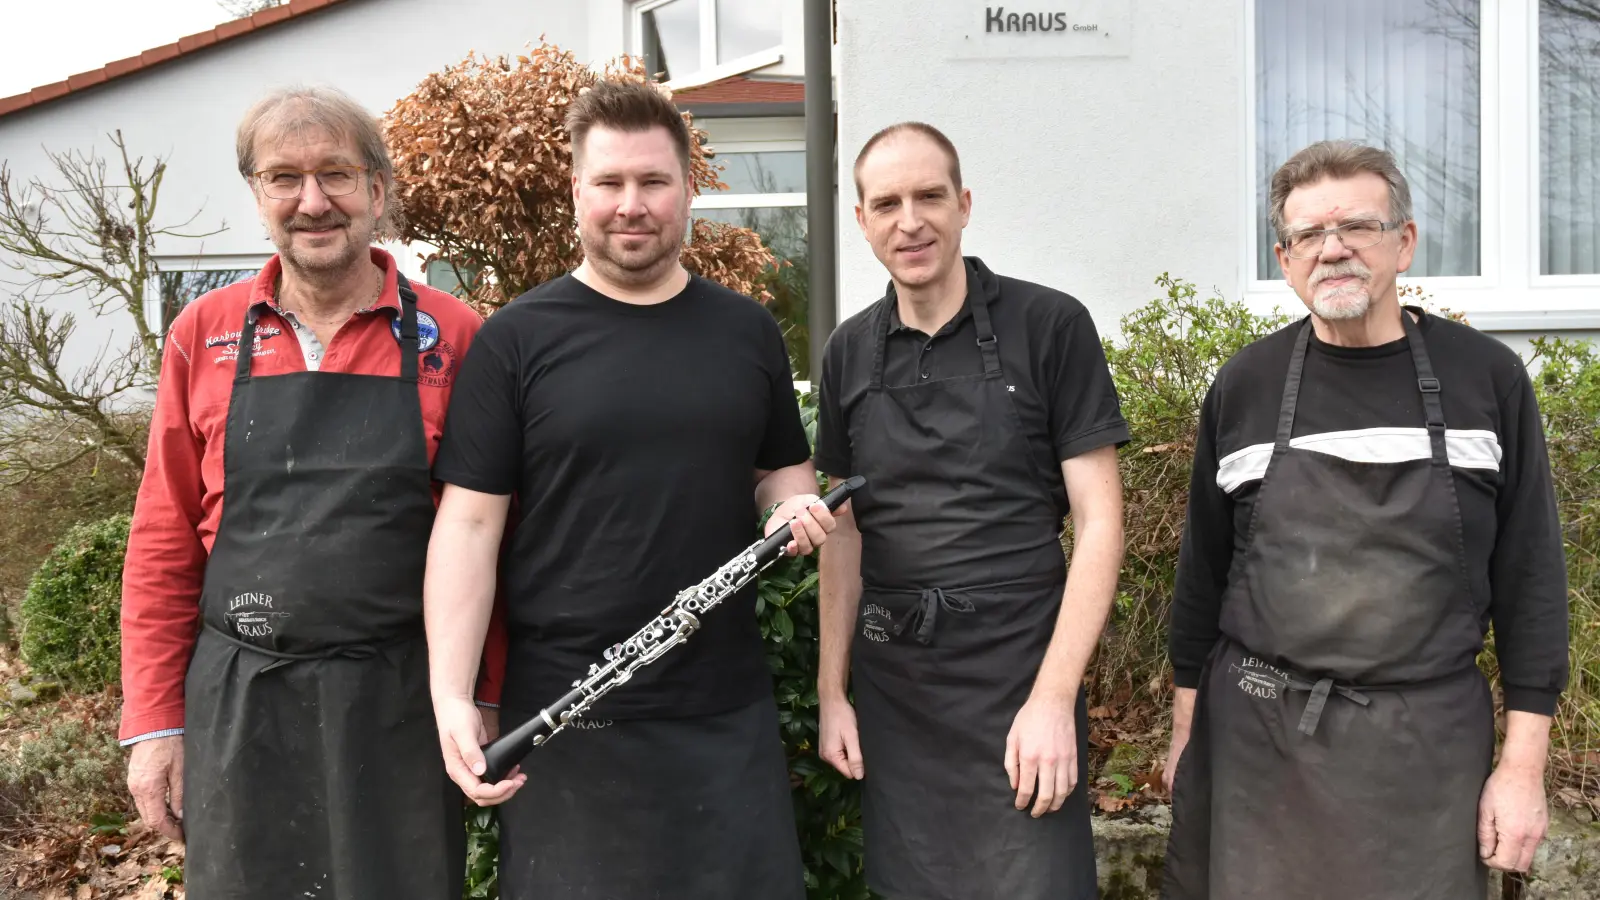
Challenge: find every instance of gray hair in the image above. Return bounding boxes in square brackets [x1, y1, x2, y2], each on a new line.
[235, 85, 400, 239]
[1269, 140, 1413, 242]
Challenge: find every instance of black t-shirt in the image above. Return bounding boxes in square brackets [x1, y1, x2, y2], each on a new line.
[815, 256, 1129, 479]
[1170, 310, 1570, 715]
[433, 273, 812, 719]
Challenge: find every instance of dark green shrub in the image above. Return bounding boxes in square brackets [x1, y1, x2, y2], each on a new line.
[1527, 336, 1600, 790]
[1096, 275, 1288, 709]
[19, 514, 130, 691]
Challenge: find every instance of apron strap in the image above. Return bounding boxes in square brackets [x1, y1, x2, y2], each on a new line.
[235, 305, 261, 382]
[890, 587, 976, 645]
[1274, 321, 1313, 451]
[970, 288, 1002, 377]
[396, 273, 420, 384]
[1400, 310, 1447, 464]
[867, 293, 894, 390]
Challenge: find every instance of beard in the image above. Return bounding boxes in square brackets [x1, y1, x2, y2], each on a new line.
[578, 213, 686, 288]
[1307, 259, 1373, 321]
[273, 210, 372, 277]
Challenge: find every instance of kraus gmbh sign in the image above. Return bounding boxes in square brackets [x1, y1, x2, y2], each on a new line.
[951, 1, 1132, 59]
[984, 8, 1095, 34]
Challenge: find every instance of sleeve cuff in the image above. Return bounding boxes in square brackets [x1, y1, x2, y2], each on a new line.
[1502, 685, 1561, 717]
[474, 701, 501, 710]
[1058, 420, 1132, 461]
[120, 728, 184, 747]
[1173, 667, 1203, 690]
[811, 453, 852, 479]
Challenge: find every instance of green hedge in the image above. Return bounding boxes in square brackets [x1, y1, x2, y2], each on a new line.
[19, 513, 129, 692]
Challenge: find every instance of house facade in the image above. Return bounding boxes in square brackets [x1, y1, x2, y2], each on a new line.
[0, 0, 1594, 385]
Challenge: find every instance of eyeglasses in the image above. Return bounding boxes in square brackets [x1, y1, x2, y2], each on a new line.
[1279, 219, 1402, 259]
[251, 165, 368, 200]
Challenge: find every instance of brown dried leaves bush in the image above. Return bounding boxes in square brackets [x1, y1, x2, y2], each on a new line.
[384, 41, 777, 311]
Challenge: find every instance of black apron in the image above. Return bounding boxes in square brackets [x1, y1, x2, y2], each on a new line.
[848, 287, 1096, 900]
[1162, 314, 1494, 900]
[183, 277, 465, 899]
[495, 696, 805, 899]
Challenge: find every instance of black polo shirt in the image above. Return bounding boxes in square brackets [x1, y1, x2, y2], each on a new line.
[814, 256, 1129, 484]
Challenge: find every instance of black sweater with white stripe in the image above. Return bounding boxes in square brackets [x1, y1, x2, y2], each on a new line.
[1170, 309, 1570, 715]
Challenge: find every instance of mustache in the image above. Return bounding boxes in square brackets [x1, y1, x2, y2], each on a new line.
[1309, 259, 1371, 288]
[285, 213, 350, 231]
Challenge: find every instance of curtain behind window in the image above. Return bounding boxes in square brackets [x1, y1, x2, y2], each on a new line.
[1256, 0, 1482, 279]
[1541, 0, 1600, 275]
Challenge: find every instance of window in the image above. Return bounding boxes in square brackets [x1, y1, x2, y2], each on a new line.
[1246, 1, 1600, 327]
[692, 142, 810, 375]
[1540, 0, 1600, 275]
[151, 261, 262, 334]
[636, 0, 783, 85]
[1254, 0, 1482, 279]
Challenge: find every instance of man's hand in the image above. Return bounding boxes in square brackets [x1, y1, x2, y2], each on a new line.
[1478, 762, 1549, 872]
[819, 693, 865, 779]
[1005, 692, 1078, 818]
[127, 735, 184, 841]
[435, 695, 526, 806]
[764, 493, 837, 556]
[480, 706, 501, 742]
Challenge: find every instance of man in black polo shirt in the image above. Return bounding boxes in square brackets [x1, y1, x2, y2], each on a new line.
[812, 121, 1129, 900]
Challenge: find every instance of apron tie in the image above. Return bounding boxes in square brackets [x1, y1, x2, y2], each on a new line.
[891, 588, 976, 645]
[1286, 675, 1370, 737]
[204, 622, 418, 672]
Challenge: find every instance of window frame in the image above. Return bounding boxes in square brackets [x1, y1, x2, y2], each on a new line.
[1240, 0, 1600, 330]
[631, 0, 785, 90]
[691, 138, 808, 214]
[147, 254, 269, 335]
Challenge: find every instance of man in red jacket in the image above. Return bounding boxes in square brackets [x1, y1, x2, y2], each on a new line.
[119, 85, 497, 899]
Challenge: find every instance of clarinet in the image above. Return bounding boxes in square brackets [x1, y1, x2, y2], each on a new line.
[480, 475, 866, 783]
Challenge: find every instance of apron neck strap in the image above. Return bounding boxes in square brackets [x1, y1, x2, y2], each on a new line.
[969, 287, 1001, 377]
[1400, 309, 1449, 466]
[1273, 321, 1313, 451]
[235, 305, 261, 382]
[234, 269, 420, 383]
[1275, 311, 1448, 461]
[396, 273, 420, 384]
[867, 283, 1000, 388]
[867, 294, 894, 389]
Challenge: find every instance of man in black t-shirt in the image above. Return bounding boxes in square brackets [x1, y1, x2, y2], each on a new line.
[811, 122, 1129, 900]
[423, 80, 834, 900]
[1161, 141, 1568, 900]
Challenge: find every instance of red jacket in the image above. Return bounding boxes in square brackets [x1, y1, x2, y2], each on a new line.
[119, 248, 506, 741]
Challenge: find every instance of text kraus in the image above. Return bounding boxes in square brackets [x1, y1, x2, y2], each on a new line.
[985, 7, 1100, 33]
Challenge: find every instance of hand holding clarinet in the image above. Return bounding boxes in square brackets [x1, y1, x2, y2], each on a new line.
[446, 477, 864, 805]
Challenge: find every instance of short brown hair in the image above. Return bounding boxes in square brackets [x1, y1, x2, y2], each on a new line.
[1269, 140, 1413, 242]
[853, 122, 963, 200]
[566, 80, 692, 173]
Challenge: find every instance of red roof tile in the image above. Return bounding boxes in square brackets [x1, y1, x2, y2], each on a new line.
[0, 0, 348, 121]
[673, 75, 805, 106]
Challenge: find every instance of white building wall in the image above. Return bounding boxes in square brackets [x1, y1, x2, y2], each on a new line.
[834, 0, 1248, 336]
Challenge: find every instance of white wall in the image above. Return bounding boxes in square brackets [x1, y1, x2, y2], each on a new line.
[834, 0, 1247, 335]
[0, 0, 590, 380]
